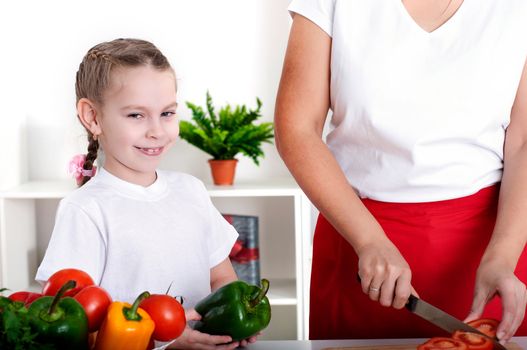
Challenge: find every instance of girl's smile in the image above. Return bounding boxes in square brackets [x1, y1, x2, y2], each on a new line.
[134, 146, 165, 156]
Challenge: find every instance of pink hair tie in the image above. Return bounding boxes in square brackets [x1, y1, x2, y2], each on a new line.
[68, 154, 97, 185]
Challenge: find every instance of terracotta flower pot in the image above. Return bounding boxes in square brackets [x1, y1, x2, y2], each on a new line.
[208, 159, 238, 185]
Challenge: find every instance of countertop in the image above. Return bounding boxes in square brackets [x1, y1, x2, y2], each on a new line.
[244, 337, 527, 349]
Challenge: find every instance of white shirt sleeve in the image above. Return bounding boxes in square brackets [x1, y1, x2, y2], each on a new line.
[35, 200, 106, 284]
[288, 0, 335, 36]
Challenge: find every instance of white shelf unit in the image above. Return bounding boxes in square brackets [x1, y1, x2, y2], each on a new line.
[0, 178, 312, 340]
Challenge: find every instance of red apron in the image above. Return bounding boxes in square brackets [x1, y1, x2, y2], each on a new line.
[309, 184, 527, 339]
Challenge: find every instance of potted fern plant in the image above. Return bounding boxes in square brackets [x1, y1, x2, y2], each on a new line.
[179, 92, 274, 185]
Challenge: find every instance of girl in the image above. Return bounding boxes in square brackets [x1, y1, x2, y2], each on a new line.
[36, 38, 256, 349]
[275, 0, 527, 344]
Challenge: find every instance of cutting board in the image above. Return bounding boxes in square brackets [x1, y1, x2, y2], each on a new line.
[324, 343, 523, 350]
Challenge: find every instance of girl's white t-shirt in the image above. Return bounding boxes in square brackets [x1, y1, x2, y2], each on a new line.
[289, 0, 527, 202]
[36, 168, 238, 308]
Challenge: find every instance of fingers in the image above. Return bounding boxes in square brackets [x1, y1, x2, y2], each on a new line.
[496, 281, 527, 343]
[185, 308, 202, 321]
[238, 334, 259, 348]
[214, 342, 240, 350]
[170, 316, 261, 349]
[188, 331, 232, 346]
[359, 272, 375, 295]
[359, 266, 412, 308]
[392, 272, 412, 309]
[466, 271, 527, 344]
[174, 328, 235, 350]
[367, 275, 384, 302]
[464, 288, 488, 324]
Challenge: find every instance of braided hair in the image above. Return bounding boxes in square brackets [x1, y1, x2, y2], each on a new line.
[75, 38, 174, 186]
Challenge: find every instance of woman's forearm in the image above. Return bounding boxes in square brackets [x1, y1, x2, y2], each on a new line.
[484, 142, 527, 268]
[483, 57, 527, 269]
[276, 127, 388, 253]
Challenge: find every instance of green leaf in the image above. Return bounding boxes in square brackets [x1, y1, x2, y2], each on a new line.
[0, 295, 55, 349]
[206, 90, 218, 127]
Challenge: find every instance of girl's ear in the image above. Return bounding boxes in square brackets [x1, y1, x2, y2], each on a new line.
[77, 98, 102, 136]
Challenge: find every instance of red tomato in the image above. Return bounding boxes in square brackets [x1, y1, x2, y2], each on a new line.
[8, 291, 43, 306]
[74, 285, 113, 332]
[467, 318, 499, 338]
[140, 294, 186, 341]
[452, 331, 492, 350]
[417, 337, 468, 350]
[42, 268, 95, 296]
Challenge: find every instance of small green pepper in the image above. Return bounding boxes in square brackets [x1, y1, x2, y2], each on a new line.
[194, 279, 271, 341]
[28, 280, 89, 350]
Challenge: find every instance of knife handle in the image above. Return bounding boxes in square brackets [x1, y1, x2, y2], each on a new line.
[405, 294, 419, 312]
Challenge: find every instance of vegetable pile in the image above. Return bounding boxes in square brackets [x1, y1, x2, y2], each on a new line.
[2, 269, 272, 348]
[1, 268, 186, 350]
[417, 318, 499, 350]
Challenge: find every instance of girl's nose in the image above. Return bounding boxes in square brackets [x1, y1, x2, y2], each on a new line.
[146, 119, 165, 139]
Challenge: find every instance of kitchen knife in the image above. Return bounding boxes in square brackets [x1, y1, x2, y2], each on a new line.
[406, 294, 507, 350]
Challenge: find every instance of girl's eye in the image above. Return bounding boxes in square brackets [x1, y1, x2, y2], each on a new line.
[161, 111, 176, 118]
[127, 113, 143, 119]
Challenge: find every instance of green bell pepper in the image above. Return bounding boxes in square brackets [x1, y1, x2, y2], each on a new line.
[194, 279, 271, 341]
[28, 280, 89, 350]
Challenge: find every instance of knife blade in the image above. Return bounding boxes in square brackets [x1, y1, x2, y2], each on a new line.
[406, 294, 507, 350]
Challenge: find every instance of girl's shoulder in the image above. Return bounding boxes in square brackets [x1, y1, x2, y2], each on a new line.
[160, 170, 208, 193]
[59, 176, 114, 209]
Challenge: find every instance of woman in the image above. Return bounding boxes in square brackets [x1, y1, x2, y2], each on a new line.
[275, 0, 527, 343]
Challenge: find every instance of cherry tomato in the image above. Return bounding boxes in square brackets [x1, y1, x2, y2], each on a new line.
[467, 318, 499, 338]
[140, 294, 186, 341]
[8, 291, 43, 306]
[42, 268, 95, 296]
[74, 285, 112, 332]
[417, 337, 468, 350]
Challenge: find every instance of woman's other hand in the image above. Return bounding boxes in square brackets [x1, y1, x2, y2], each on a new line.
[465, 259, 527, 344]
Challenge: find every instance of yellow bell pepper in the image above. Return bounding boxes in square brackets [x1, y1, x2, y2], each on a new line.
[94, 291, 154, 350]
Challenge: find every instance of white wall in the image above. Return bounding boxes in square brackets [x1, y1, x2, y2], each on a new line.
[0, 0, 294, 188]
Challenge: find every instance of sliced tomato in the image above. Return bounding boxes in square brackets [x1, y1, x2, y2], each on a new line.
[417, 337, 468, 350]
[467, 318, 499, 338]
[452, 331, 492, 350]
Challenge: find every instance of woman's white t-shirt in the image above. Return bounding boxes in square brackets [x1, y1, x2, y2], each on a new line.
[36, 168, 238, 307]
[289, 0, 527, 202]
